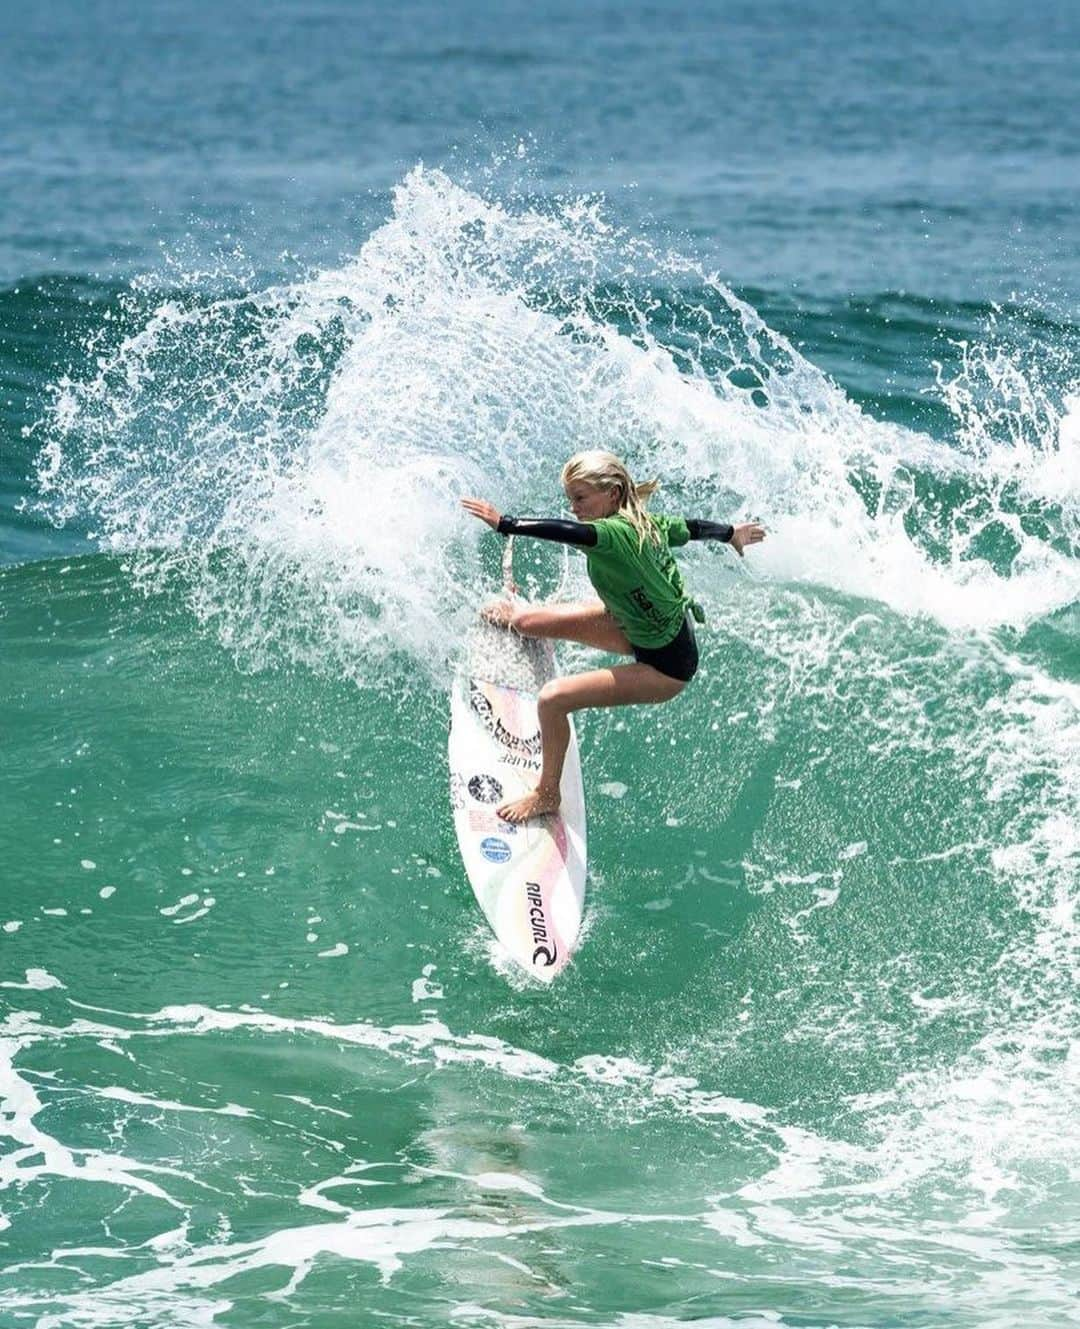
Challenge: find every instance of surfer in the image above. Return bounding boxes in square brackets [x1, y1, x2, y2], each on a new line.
[461, 450, 765, 823]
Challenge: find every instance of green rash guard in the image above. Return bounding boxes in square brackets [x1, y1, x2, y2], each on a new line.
[585, 514, 696, 649]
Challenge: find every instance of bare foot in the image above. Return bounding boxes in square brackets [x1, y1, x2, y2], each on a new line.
[497, 786, 561, 824]
[481, 599, 516, 629]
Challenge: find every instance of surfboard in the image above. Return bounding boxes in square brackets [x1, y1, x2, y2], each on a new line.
[448, 603, 587, 984]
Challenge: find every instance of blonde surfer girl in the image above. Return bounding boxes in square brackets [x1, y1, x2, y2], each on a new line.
[462, 450, 765, 823]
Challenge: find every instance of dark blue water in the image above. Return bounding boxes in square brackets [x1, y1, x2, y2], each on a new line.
[3, 0, 1078, 297]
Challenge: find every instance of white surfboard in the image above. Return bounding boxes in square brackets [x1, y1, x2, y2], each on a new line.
[448, 609, 587, 983]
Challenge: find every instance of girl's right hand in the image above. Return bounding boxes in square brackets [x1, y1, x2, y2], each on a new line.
[461, 498, 502, 530]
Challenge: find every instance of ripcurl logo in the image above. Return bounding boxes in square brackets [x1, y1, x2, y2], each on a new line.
[525, 880, 557, 968]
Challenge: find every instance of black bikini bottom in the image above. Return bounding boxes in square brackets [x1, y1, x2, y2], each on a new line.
[631, 614, 699, 682]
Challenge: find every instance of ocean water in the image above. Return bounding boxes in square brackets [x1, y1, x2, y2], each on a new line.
[3, 2, 1080, 1326]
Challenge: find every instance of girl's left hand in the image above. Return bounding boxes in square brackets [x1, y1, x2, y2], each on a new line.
[730, 522, 766, 557]
[461, 498, 502, 530]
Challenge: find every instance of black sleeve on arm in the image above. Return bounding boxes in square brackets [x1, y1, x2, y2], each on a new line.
[686, 518, 735, 543]
[496, 515, 598, 547]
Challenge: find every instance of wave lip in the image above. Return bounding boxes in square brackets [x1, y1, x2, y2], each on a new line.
[24, 166, 1080, 682]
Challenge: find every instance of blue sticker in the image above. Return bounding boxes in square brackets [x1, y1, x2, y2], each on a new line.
[480, 836, 512, 864]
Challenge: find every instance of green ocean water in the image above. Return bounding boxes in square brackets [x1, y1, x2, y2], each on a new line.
[3, 526, 1079, 1324]
[3, 85, 1080, 1329]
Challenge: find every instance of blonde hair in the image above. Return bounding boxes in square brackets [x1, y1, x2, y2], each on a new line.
[560, 450, 661, 548]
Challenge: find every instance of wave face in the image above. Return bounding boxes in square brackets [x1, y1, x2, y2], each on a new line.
[3, 169, 1080, 1327]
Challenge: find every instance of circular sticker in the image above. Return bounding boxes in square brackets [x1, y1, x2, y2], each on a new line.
[468, 774, 503, 804]
[480, 836, 512, 864]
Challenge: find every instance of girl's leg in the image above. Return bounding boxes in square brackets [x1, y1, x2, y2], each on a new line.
[496, 663, 685, 823]
[488, 599, 633, 655]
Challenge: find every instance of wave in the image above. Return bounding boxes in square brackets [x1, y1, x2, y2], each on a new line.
[13, 175, 1080, 1223]
[23, 167, 1080, 676]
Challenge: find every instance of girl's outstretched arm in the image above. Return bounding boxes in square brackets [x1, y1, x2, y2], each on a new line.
[461, 499, 598, 547]
[685, 518, 735, 542]
[686, 518, 766, 557]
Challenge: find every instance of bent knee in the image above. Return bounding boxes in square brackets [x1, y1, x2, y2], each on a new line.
[537, 678, 571, 712]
